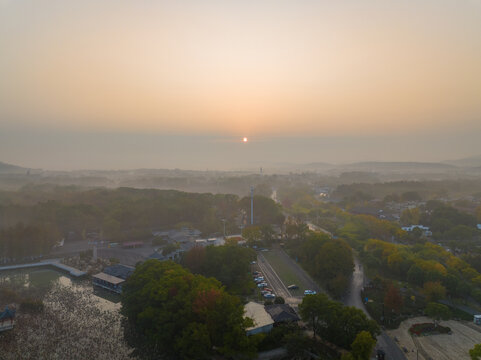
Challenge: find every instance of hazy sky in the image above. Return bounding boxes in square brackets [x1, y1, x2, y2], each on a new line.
[1, 0, 481, 170]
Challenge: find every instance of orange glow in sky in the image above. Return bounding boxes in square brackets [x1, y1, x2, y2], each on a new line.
[0, 0, 480, 138]
[243, 137, 248, 143]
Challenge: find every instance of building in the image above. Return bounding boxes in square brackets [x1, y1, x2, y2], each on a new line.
[244, 302, 274, 335]
[265, 304, 300, 324]
[0, 306, 16, 332]
[103, 264, 135, 280]
[93, 264, 134, 294]
[401, 225, 432, 237]
[122, 241, 144, 249]
[152, 228, 201, 243]
[474, 315, 481, 325]
[92, 272, 125, 294]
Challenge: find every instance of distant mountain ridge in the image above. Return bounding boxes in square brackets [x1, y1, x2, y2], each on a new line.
[442, 155, 481, 167]
[0, 161, 34, 174]
[341, 161, 457, 170]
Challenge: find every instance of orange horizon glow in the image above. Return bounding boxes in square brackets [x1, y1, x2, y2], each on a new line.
[1, 1, 481, 137]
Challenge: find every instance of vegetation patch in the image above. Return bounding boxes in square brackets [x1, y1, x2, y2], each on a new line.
[409, 322, 451, 336]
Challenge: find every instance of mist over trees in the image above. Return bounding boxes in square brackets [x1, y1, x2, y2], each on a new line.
[0, 187, 284, 256]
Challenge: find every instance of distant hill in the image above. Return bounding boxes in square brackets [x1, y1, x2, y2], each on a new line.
[339, 161, 457, 172]
[443, 156, 481, 168]
[0, 161, 34, 174]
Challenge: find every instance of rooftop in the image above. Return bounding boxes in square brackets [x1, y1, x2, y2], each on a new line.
[265, 304, 300, 323]
[103, 264, 135, 280]
[93, 272, 125, 285]
[244, 302, 274, 331]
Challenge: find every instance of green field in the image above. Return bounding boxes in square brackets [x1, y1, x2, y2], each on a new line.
[262, 250, 310, 296]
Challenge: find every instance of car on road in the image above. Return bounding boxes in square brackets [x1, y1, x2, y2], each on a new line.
[304, 290, 317, 295]
[287, 284, 299, 290]
[264, 293, 275, 299]
[257, 282, 268, 288]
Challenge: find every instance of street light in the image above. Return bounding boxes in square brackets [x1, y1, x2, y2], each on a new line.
[221, 219, 226, 238]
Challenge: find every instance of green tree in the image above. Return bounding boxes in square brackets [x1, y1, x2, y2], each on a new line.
[121, 260, 253, 360]
[182, 245, 256, 294]
[400, 208, 420, 226]
[423, 281, 446, 302]
[242, 226, 262, 243]
[315, 239, 354, 297]
[299, 294, 380, 349]
[470, 343, 481, 360]
[384, 284, 403, 314]
[350, 331, 376, 360]
[425, 302, 451, 327]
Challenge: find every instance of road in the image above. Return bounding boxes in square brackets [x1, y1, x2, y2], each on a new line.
[344, 257, 367, 310]
[345, 256, 407, 360]
[260, 246, 407, 360]
[257, 252, 292, 301]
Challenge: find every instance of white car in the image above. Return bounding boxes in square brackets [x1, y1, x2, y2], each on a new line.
[264, 293, 275, 299]
[257, 282, 268, 288]
[304, 290, 317, 295]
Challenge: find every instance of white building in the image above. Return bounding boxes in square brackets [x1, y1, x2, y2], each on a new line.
[244, 302, 274, 335]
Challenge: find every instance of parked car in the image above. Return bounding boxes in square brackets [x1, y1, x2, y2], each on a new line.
[250, 261, 257, 264]
[263, 287, 273, 292]
[264, 293, 275, 299]
[287, 284, 299, 290]
[257, 282, 268, 288]
[304, 290, 317, 295]
[254, 277, 265, 282]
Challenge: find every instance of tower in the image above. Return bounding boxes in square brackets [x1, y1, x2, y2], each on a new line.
[250, 186, 254, 225]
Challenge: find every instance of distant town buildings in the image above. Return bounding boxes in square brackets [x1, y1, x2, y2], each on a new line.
[401, 225, 432, 237]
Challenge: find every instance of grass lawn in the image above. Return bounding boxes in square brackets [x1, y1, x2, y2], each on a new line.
[262, 251, 310, 295]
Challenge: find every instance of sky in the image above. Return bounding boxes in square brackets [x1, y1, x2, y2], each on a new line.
[1, 0, 481, 170]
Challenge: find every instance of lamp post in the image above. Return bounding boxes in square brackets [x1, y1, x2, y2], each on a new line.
[250, 186, 254, 225]
[221, 219, 226, 238]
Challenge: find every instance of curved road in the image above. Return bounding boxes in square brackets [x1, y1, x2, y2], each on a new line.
[346, 256, 407, 360]
[259, 245, 407, 360]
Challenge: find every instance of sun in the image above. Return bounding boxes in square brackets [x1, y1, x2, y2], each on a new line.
[243, 137, 248, 143]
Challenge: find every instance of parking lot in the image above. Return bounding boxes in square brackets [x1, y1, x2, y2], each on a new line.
[251, 248, 320, 308]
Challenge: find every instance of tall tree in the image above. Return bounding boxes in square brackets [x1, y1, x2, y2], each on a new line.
[121, 260, 253, 360]
[350, 331, 377, 360]
[299, 294, 380, 349]
[384, 284, 403, 314]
